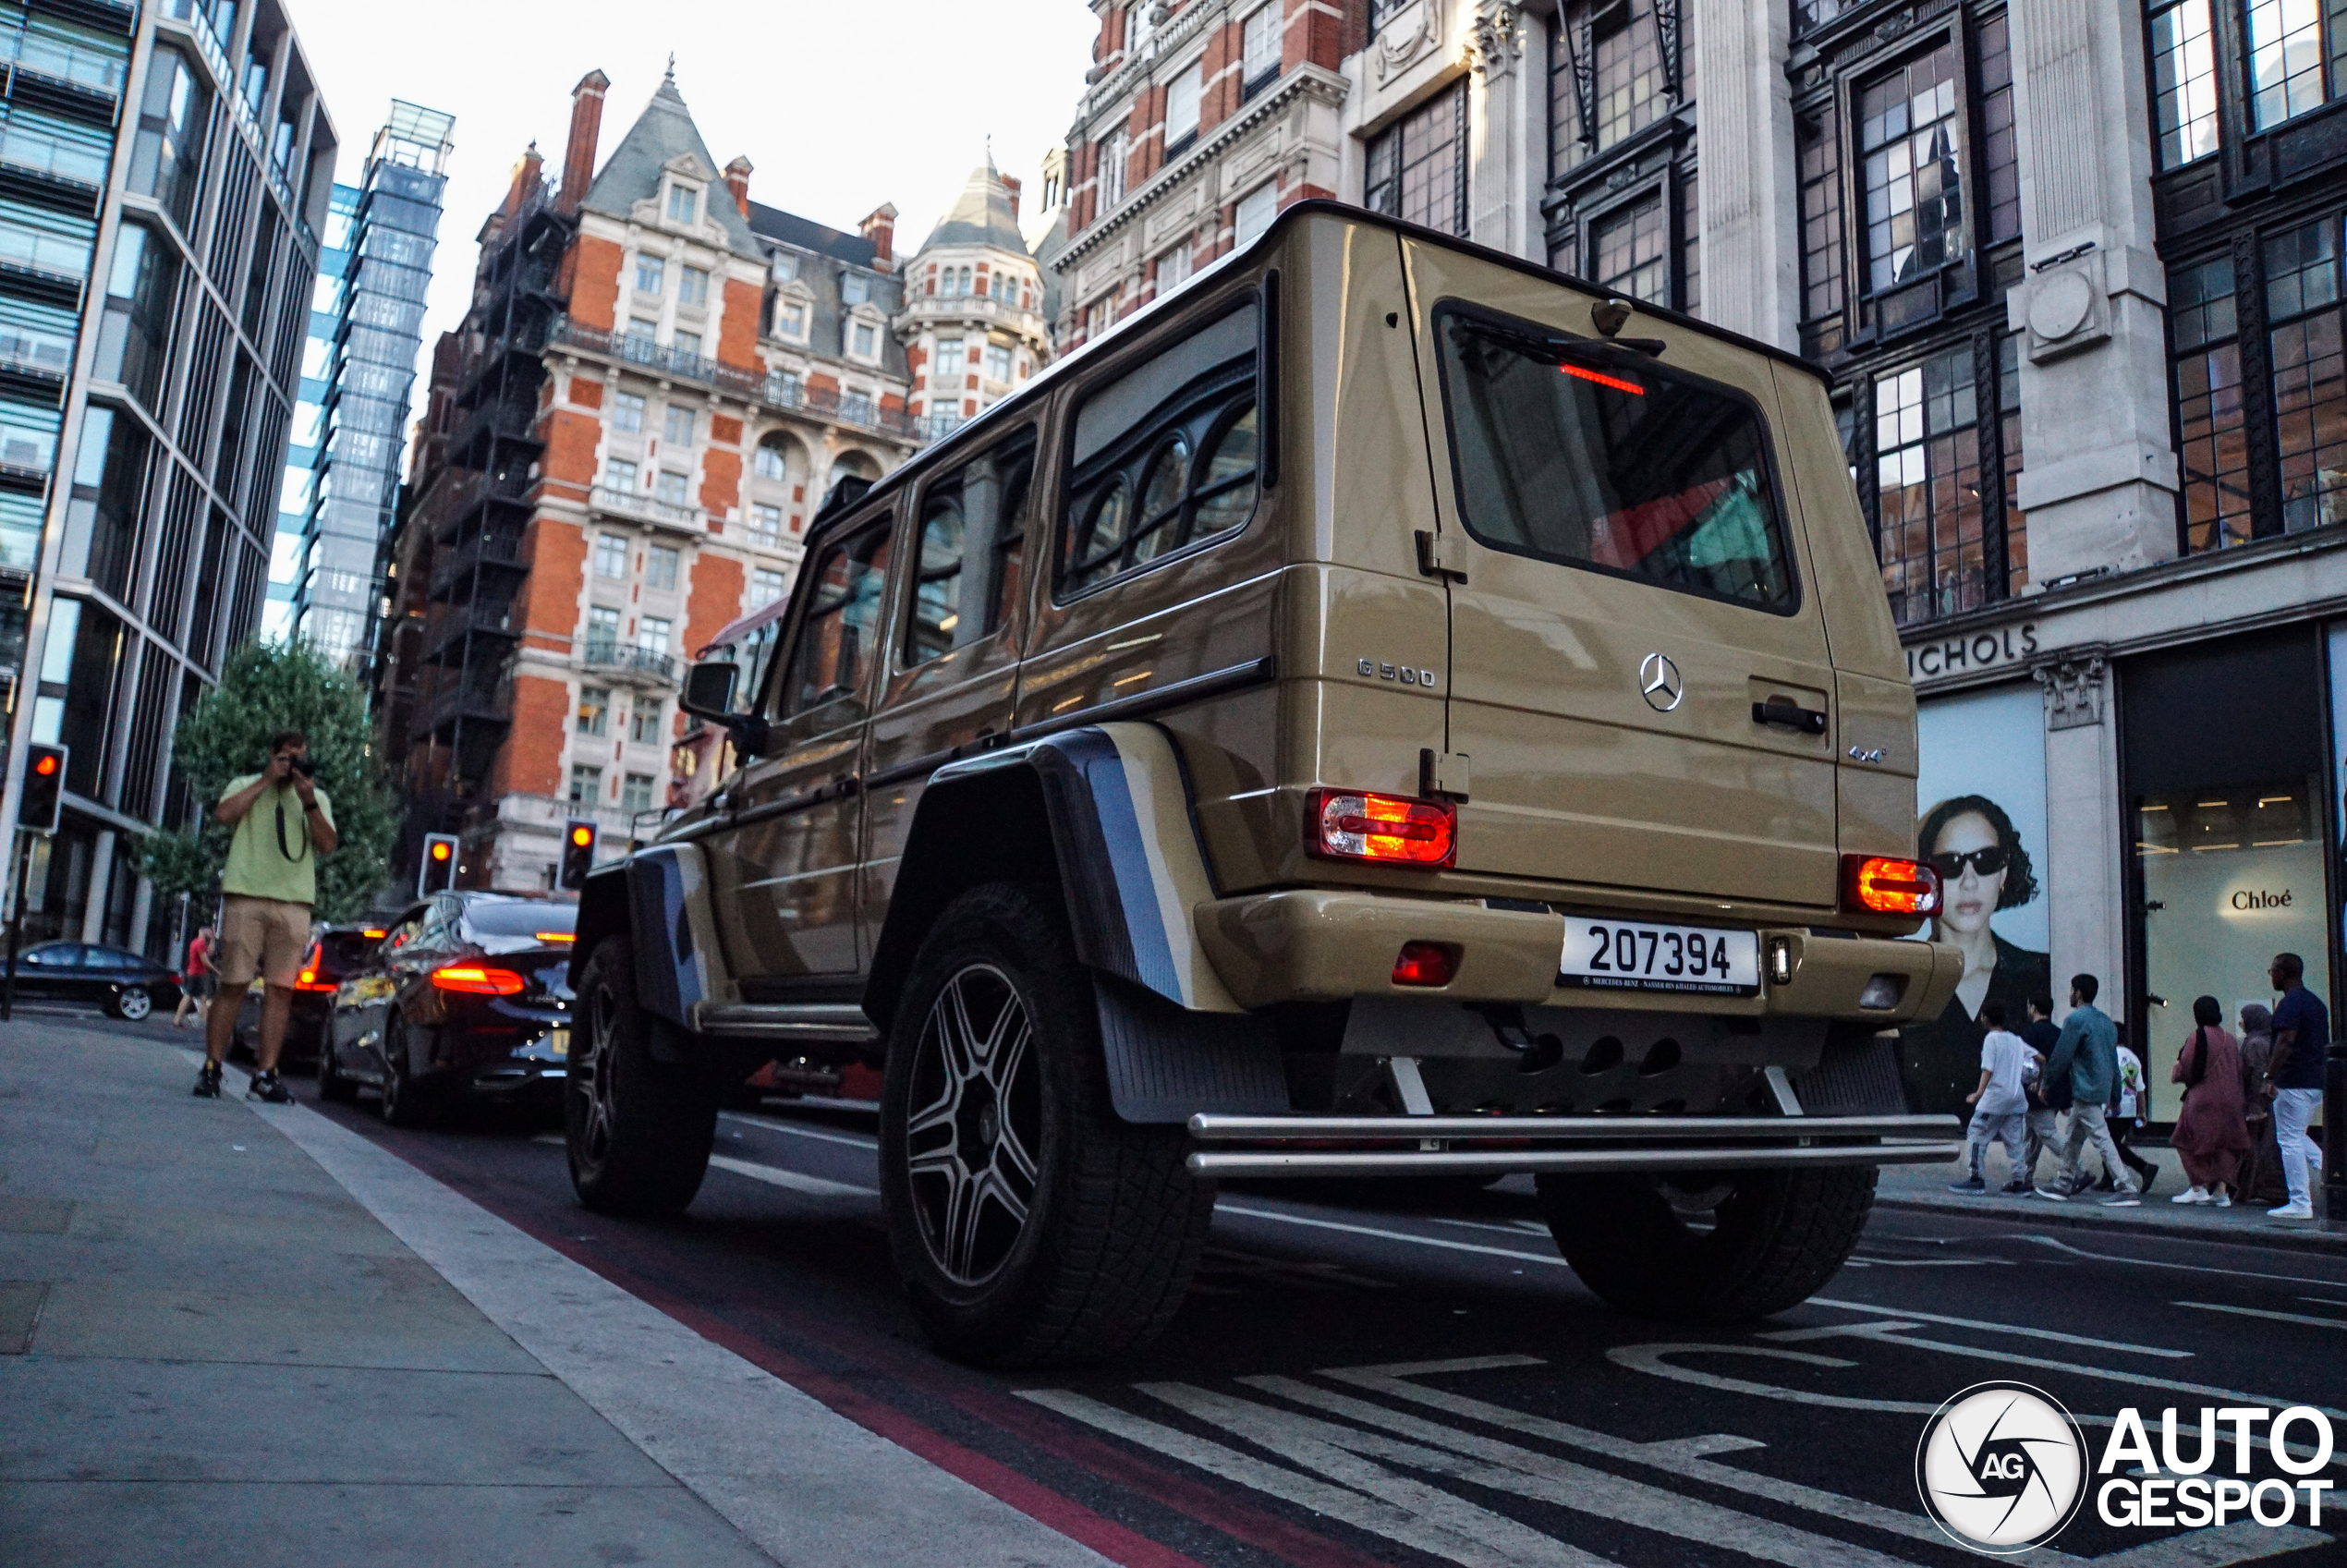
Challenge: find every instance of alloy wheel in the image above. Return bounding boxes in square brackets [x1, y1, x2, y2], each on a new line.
[116, 986, 151, 1021]
[903, 964, 1040, 1287]
[574, 981, 618, 1167]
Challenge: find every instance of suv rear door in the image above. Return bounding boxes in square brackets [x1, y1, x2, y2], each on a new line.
[1401, 242, 1842, 909]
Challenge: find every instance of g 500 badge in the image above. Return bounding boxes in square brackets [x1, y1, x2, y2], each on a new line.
[1359, 659, 1439, 687]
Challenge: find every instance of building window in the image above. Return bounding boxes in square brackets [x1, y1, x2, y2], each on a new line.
[626, 317, 657, 354]
[647, 543, 679, 590]
[629, 700, 663, 744]
[620, 772, 654, 816]
[1166, 62, 1202, 149]
[933, 336, 964, 387]
[1678, 172, 1700, 317]
[1793, 0, 1852, 32]
[772, 252, 798, 283]
[1234, 181, 1279, 246]
[1243, 3, 1281, 88]
[1365, 80, 1467, 237]
[1592, 194, 1669, 304]
[578, 687, 610, 735]
[638, 615, 672, 655]
[1978, 14, 2018, 245]
[635, 253, 665, 294]
[569, 764, 603, 805]
[614, 392, 645, 433]
[667, 183, 698, 223]
[2266, 216, 2347, 534]
[775, 299, 808, 338]
[841, 389, 876, 424]
[1589, 0, 1668, 152]
[593, 532, 628, 579]
[1859, 43, 1966, 294]
[852, 322, 879, 359]
[2171, 254, 2248, 554]
[842, 272, 872, 307]
[674, 330, 702, 359]
[587, 604, 621, 658]
[754, 438, 788, 480]
[2246, 0, 2332, 128]
[1159, 242, 1191, 293]
[750, 503, 784, 543]
[604, 457, 639, 495]
[1550, 0, 1683, 167]
[1797, 103, 1844, 350]
[1101, 128, 1129, 208]
[656, 470, 690, 508]
[752, 566, 786, 606]
[1999, 333, 2026, 595]
[664, 405, 696, 444]
[679, 265, 709, 306]
[1873, 346, 1983, 625]
[2148, 0, 2222, 167]
[983, 342, 1013, 382]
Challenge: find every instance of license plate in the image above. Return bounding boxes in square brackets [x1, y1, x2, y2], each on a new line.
[548, 1028, 569, 1058]
[1559, 918, 1760, 996]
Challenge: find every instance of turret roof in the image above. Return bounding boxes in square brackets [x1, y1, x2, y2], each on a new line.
[917, 163, 1028, 255]
[582, 68, 761, 257]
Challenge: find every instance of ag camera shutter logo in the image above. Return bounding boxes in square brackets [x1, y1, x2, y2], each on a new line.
[1915, 1381, 2089, 1552]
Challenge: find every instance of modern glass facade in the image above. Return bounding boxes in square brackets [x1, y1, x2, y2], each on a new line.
[268, 101, 446, 672]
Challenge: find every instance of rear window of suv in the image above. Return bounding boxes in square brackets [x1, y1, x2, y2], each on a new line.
[1433, 304, 1796, 612]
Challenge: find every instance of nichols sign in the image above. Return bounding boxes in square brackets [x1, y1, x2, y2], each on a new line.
[1907, 623, 2042, 683]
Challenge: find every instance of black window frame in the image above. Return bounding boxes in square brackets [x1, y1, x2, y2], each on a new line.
[899, 421, 1040, 669]
[768, 505, 898, 726]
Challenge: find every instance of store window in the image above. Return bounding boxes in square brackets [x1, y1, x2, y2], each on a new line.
[1365, 81, 1467, 237]
[2148, 0, 2222, 167]
[1859, 43, 1967, 294]
[2171, 253, 2251, 554]
[1873, 345, 1983, 625]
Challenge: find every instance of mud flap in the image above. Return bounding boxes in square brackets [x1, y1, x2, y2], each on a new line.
[1095, 975, 1288, 1124]
[1790, 1028, 1908, 1115]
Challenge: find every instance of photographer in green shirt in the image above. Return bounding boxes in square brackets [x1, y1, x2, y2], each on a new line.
[193, 731, 336, 1103]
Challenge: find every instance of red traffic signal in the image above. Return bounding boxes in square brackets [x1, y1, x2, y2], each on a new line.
[418, 833, 460, 895]
[19, 742, 66, 834]
[31, 754, 56, 776]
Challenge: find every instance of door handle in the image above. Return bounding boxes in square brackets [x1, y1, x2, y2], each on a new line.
[1751, 696, 1829, 735]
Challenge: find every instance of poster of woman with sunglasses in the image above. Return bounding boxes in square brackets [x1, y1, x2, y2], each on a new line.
[1903, 794, 2053, 1112]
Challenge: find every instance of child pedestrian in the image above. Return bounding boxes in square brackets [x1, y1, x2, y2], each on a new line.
[1950, 1002, 2032, 1194]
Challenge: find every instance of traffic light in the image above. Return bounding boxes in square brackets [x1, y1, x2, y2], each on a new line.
[559, 820, 596, 890]
[18, 743, 64, 834]
[418, 833, 459, 895]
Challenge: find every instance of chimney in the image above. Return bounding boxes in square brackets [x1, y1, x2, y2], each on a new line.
[1001, 175, 1022, 226]
[503, 142, 544, 219]
[859, 203, 898, 270]
[557, 68, 610, 213]
[724, 156, 753, 219]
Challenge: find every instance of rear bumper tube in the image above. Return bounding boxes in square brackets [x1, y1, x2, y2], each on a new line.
[1183, 1110, 1963, 1178]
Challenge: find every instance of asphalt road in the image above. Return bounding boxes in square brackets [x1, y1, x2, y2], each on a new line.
[102, 1007, 2347, 1567]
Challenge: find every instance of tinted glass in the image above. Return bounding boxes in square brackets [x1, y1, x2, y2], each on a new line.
[465, 902, 578, 937]
[784, 523, 893, 718]
[321, 930, 378, 966]
[1436, 307, 1794, 610]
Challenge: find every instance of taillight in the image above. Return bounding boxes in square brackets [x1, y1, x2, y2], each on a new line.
[1307, 788, 1456, 867]
[1392, 942, 1460, 987]
[1842, 854, 1941, 917]
[534, 931, 575, 943]
[294, 942, 333, 991]
[432, 965, 526, 996]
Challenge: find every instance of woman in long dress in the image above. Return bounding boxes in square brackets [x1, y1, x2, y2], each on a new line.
[2169, 995, 2250, 1206]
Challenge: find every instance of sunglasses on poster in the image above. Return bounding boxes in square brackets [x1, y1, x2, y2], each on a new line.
[1930, 846, 2010, 879]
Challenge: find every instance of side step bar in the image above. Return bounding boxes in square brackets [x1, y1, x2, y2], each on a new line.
[695, 1003, 879, 1046]
[1184, 1111, 1963, 1178]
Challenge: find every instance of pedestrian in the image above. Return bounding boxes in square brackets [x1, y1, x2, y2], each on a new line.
[2019, 993, 2062, 1192]
[1949, 1002, 2032, 1194]
[171, 924, 213, 1029]
[2037, 973, 2141, 1205]
[2265, 953, 2328, 1222]
[192, 732, 336, 1104]
[2236, 1003, 2289, 1206]
[2104, 1023, 2161, 1195]
[2169, 996, 2250, 1208]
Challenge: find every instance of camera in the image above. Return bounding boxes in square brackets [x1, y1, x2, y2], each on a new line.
[287, 754, 316, 778]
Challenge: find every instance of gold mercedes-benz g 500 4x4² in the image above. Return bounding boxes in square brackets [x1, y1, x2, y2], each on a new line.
[565, 202, 1964, 1366]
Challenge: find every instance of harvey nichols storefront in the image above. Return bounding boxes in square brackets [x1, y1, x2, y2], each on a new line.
[1899, 531, 2347, 1120]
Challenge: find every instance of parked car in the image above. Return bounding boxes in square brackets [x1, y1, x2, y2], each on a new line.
[6, 942, 182, 1020]
[319, 893, 575, 1124]
[563, 201, 1965, 1367]
[230, 923, 390, 1064]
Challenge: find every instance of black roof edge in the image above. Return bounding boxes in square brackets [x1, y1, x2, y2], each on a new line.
[794, 200, 1830, 558]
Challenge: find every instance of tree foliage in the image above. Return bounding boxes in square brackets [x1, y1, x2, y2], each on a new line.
[135, 640, 401, 921]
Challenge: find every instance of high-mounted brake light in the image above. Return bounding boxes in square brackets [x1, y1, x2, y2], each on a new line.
[1307, 788, 1456, 867]
[431, 965, 526, 996]
[1842, 854, 1941, 918]
[1558, 361, 1645, 396]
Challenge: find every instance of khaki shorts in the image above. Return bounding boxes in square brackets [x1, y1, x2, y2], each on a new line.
[215, 896, 312, 989]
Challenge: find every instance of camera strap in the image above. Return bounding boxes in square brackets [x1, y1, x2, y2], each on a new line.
[273, 789, 310, 865]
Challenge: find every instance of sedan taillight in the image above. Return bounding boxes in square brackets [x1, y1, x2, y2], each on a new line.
[432, 965, 526, 996]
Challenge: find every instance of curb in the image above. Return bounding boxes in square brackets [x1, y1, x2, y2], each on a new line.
[1875, 1195, 2347, 1256]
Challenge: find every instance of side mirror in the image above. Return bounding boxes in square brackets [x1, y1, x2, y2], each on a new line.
[680, 660, 739, 720]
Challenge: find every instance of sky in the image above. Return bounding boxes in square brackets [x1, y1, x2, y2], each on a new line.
[284, 0, 1100, 407]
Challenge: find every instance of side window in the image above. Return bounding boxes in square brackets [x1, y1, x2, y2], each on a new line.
[903, 427, 1039, 667]
[383, 913, 427, 952]
[1061, 300, 1260, 597]
[781, 521, 894, 720]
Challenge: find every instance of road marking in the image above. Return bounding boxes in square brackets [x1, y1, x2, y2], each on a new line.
[1842, 1255, 2013, 1267]
[1021, 1388, 1616, 1568]
[1213, 1204, 1572, 1267]
[708, 1154, 876, 1198]
[2005, 1233, 2347, 1290]
[1806, 1297, 2194, 1357]
[2175, 1300, 2347, 1331]
[722, 1111, 882, 1149]
[1234, 1376, 1914, 1568]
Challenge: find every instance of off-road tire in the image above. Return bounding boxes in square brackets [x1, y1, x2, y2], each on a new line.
[315, 1036, 358, 1102]
[1538, 1164, 1876, 1322]
[566, 935, 718, 1217]
[880, 882, 1213, 1367]
[378, 1015, 440, 1128]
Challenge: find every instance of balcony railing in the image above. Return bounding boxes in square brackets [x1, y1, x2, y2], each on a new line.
[590, 484, 702, 529]
[447, 398, 540, 457]
[0, 222, 89, 284]
[547, 314, 923, 441]
[0, 123, 108, 188]
[3, 27, 128, 99]
[416, 675, 511, 735]
[582, 642, 676, 683]
[430, 529, 527, 597]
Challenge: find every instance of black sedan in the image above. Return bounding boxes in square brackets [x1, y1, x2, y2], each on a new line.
[6, 941, 182, 1020]
[319, 892, 576, 1125]
[232, 922, 390, 1064]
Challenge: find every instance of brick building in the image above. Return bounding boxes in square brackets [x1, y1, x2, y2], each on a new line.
[898, 162, 1054, 441]
[380, 67, 919, 893]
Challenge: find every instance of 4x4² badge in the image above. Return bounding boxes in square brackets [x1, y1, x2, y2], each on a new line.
[1638, 652, 1684, 712]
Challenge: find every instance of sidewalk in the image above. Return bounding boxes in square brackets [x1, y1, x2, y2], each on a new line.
[0, 1019, 1107, 1568]
[1874, 1139, 2347, 1253]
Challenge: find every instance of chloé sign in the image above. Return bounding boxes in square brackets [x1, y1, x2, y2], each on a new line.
[1906, 623, 2042, 682]
[2231, 888, 2295, 911]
